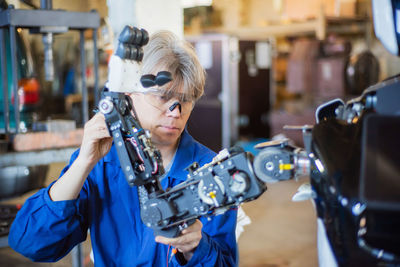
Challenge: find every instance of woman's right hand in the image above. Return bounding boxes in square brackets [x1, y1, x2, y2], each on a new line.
[50, 113, 113, 201]
[77, 113, 113, 168]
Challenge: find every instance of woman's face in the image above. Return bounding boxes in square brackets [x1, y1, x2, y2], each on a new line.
[129, 86, 193, 148]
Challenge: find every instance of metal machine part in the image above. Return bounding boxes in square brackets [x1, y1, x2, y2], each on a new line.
[253, 139, 309, 183]
[100, 84, 268, 237]
[310, 78, 400, 266]
[138, 147, 266, 237]
[100, 89, 164, 186]
[240, 76, 400, 266]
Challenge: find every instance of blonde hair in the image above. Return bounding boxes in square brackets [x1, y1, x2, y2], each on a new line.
[142, 30, 205, 102]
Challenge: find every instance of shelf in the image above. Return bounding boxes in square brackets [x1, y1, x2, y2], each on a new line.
[0, 147, 77, 168]
[203, 15, 371, 41]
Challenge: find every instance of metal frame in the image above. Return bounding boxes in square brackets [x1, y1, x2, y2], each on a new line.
[0, 28, 9, 133]
[222, 35, 239, 148]
[0, 8, 100, 28]
[0, 7, 100, 133]
[0, 6, 100, 267]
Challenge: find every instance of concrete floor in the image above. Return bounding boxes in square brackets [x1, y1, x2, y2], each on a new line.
[238, 180, 318, 267]
[0, 164, 318, 267]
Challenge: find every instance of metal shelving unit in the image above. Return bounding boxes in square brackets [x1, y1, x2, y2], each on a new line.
[0, 4, 100, 134]
[0, 3, 100, 267]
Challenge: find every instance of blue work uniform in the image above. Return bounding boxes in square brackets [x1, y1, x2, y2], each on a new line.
[8, 130, 238, 266]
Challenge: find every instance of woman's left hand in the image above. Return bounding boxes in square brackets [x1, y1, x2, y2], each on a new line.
[155, 219, 203, 261]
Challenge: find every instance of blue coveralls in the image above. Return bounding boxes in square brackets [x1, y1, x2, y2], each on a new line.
[9, 130, 238, 266]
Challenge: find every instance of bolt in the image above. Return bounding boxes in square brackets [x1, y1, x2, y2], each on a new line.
[266, 161, 274, 171]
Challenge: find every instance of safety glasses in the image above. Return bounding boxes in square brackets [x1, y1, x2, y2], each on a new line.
[140, 89, 194, 116]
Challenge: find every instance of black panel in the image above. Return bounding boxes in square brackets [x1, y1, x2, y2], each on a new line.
[238, 41, 270, 139]
[360, 114, 400, 210]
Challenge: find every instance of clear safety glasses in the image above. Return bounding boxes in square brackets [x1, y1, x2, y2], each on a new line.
[140, 89, 194, 116]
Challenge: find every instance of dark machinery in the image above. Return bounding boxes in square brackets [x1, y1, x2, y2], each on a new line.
[254, 81, 400, 266]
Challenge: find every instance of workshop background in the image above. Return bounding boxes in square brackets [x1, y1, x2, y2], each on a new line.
[1, 0, 399, 266]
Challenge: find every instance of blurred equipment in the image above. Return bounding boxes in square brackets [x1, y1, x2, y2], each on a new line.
[345, 51, 380, 95]
[315, 36, 352, 101]
[0, 204, 21, 247]
[287, 37, 380, 102]
[39, 0, 55, 81]
[0, 0, 100, 134]
[286, 38, 320, 94]
[0, 165, 48, 199]
[0, 26, 39, 133]
[0, 3, 99, 238]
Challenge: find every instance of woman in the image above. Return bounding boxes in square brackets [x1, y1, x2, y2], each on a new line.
[9, 30, 238, 266]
